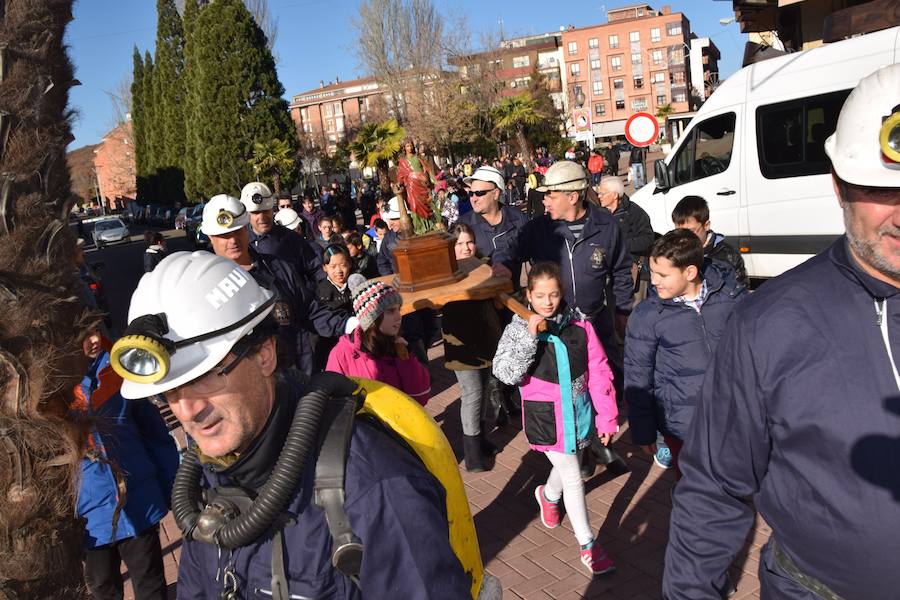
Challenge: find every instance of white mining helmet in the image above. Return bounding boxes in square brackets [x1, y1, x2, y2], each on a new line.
[535, 160, 589, 193]
[825, 63, 900, 188]
[241, 181, 275, 212]
[201, 194, 249, 236]
[113, 251, 276, 399]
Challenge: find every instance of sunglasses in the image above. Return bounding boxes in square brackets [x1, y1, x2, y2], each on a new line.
[471, 188, 497, 197]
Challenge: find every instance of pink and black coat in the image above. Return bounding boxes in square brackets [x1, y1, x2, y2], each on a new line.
[492, 309, 618, 454]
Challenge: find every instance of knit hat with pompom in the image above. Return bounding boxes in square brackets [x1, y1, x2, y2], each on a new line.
[349, 274, 402, 331]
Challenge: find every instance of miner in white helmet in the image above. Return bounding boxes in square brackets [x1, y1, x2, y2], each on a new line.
[110, 251, 473, 600]
[664, 64, 900, 598]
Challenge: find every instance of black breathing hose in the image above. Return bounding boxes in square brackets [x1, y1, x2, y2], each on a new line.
[170, 372, 359, 549]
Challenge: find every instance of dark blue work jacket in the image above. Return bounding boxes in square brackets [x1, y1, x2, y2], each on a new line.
[513, 203, 634, 316]
[176, 387, 471, 599]
[250, 248, 348, 375]
[458, 204, 528, 276]
[250, 224, 325, 290]
[665, 238, 900, 599]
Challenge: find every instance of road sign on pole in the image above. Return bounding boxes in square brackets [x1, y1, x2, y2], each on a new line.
[624, 112, 660, 147]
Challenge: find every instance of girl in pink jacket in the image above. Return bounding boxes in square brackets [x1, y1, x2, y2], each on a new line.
[492, 262, 618, 577]
[326, 274, 430, 405]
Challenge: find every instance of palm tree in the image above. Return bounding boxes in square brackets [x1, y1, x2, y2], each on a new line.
[656, 103, 675, 142]
[0, 0, 97, 596]
[249, 138, 295, 195]
[492, 92, 543, 172]
[348, 119, 405, 196]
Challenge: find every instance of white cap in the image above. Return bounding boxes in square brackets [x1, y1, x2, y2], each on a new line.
[464, 166, 505, 189]
[240, 181, 274, 212]
[824, 64, 900, 188]
[274, 208, 302, 230]
[120, 251, 275, 399]
[381, 196, 402, 220]
[201, 194, 249, 236]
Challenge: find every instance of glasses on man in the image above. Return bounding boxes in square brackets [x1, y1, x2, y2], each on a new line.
[470, 187, 497, 197]
[159, 347, 251, 404]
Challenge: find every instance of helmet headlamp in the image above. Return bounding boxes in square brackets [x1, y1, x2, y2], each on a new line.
[215, 203, 246, 229]
[110, 294, 277, 384]
[251, 193, 264, 205]
[880, 105, 900, 164]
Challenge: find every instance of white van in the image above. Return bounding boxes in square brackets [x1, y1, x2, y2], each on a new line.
[631, 26, 900, 278]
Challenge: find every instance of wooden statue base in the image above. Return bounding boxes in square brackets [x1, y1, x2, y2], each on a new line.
[392, 232, 465, 292]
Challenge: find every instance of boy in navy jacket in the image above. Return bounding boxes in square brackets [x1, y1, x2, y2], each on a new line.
[624, 229, 745, 477]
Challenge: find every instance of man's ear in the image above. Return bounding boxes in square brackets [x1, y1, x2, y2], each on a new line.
[832, 174, 846, 209]
[256, 336, 278, 377]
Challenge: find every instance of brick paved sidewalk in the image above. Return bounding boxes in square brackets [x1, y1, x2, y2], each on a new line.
[127, 342, 768, 600]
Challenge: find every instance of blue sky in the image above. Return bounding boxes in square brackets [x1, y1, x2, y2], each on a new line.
[66, 0, 747, 149]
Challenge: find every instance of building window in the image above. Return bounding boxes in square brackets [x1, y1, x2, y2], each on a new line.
[671, 70, 686, 83]
[512, 55, 529, 68]
[652, 49, 664, 65]
[589, 37, 599, 49]
[613, 78, 624, 89]
[669, 48, 685, 64]
[592, 80, 603, 95]
[673, 91, 687, 102]
[611, 56, 621, 71]
[510, 76, 531, 88]
[632, 98, 648, 111]
[629, 31, 640, 43]
[324, 104, 333, 117]
[568, 41, 578, 55]
[595, 103, 606, 116]
[590, 58, 601, 70]
[631, 52, 642, 65]
[570, 62, 581, 77]
[667, 21, 682, 36]
[651, 27, 661, 42]
[657, 94, 667, 104]
[634, 76, 644, 88]
[652, 72, 665, 83]
[609, 34, 619, 49]
[325, 120, 334, 132]
[616, 99, 626, 110]
[573, 83, 583, 98]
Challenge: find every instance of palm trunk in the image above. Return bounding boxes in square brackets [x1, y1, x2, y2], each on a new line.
[377, 161, 391, 197]
[273, 171, 282, 195]
[517, 128, 534, 172]
[0, 1, 96, 597]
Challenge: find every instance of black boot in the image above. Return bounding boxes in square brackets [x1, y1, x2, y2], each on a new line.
[463, 434, 488, 472]
[591, 438, 629, 476]
[580, 448, 596, 479]
[479, 426, 498, 457]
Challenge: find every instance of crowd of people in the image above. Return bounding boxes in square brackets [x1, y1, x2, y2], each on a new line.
[78, 65, 900, 600]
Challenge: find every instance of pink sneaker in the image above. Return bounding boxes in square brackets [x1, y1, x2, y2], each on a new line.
[581, 542, 616, 576]
[534, 485, 561, 529]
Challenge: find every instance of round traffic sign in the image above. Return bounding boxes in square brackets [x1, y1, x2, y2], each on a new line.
[625, 112, 660, 147]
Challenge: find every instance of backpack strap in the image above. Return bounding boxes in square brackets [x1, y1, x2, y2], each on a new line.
[314, 392, 364, 587]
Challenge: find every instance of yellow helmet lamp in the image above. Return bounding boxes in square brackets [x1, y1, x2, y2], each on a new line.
[879, 106, 900, 164]
[110, 294, 277, 384]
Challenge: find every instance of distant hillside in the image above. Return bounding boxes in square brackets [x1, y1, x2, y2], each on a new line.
[67, 144, 98, 205]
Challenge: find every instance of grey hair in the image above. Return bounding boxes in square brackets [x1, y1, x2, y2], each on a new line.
[597, 177, 625, 196]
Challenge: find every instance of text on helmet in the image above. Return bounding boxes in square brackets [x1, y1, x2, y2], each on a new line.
[205, 268, 249, 309]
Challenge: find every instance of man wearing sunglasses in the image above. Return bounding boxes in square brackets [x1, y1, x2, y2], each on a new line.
[201, 194, 355, 376]
[459, 166, 528, 282]
[115, 251, 471, 600]
[241, 181, 325, 291]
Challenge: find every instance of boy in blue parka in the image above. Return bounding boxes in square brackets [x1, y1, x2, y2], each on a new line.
[624, 229, 745, 478]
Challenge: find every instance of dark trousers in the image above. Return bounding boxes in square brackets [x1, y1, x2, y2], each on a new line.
[84, 524, 167, 600]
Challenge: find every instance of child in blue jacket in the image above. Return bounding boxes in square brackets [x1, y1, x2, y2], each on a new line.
[625, 229, 745, 478]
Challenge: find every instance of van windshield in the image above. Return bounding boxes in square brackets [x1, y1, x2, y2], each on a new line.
[672, 113, 736, 186]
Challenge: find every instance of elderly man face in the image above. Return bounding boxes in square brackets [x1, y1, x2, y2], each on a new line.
[597, 178, 624, 212]
[835, 177, 900, 286]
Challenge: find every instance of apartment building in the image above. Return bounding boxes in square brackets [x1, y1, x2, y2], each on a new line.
[561, 4, 694, 138]
[93, 121, 136, 211]
[289, 76, 388, 153]
[452, 33, 566, 109]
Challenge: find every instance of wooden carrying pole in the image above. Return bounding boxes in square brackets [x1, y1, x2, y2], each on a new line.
[496, 292, 548, 333]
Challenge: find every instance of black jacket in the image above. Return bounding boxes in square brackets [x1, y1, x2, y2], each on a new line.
[458, 204, 529, 277]
[705, 232, 749, 286]
[609, 195, 654, 261]
[665, 238, 900, 599]
[250, 224, 325, 289]
[376, 229, 400, 276]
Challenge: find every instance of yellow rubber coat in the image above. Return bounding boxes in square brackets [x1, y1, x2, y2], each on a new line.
[351, 377, 484, 600]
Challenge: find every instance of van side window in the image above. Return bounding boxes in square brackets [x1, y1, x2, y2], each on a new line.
[756, 89, 851, 179]
[671, 113, 736, 186]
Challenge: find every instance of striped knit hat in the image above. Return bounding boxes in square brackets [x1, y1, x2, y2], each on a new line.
[349, 274, 402, 331]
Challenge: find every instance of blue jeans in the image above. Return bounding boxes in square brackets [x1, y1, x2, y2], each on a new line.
[630, 164, 646, 189]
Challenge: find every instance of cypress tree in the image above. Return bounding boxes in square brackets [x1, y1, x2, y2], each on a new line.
[181, 0, 201, 202]
[131, 46, 148, 201]
[152, 0, 185, 204]
[141, 50, 159, 200]
[191, 0, 296, 194]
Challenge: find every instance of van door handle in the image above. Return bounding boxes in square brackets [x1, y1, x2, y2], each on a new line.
[717, 189, 736, 196]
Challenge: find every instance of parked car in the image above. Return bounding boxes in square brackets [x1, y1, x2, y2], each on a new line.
[631, 25, 900, 279]
[183, 203, 208, 248]
[91, 218, 130, 249]
[174, 207, 191, 230]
